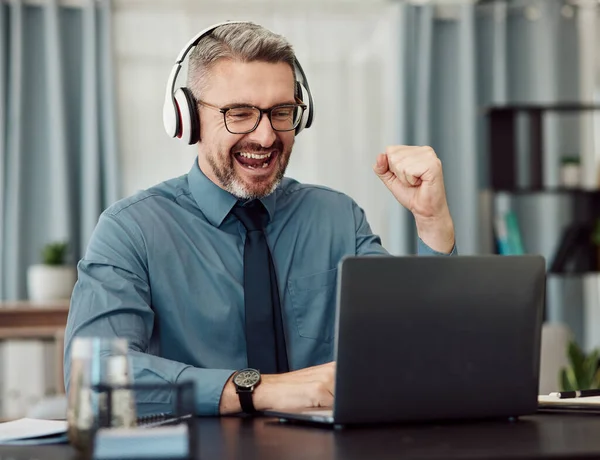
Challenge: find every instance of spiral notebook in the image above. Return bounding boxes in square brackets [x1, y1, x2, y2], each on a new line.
[137, 413, 192, 428]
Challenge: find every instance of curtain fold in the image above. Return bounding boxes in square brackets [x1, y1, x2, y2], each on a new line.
[45, 0, 70, 240]
[455, 4, 478, 256]
[492, 1, 508, 104]
[415, 5, 433, 146]
[80, 0, 101, 256]
[386, 2, 411, 255]
[98, 0, 120, 208]
[391, 2, 479, 254]
[0, 2, 6, 298]
[0, 0, 120, 300]
[3, 0, 25, 300]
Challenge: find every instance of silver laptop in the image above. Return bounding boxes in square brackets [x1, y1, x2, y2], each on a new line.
[263, 255, 545, 426]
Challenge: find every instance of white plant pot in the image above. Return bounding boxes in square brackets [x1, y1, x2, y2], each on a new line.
[27, 264, 76, 302]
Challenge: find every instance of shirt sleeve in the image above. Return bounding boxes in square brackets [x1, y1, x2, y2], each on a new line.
[63, 211, 235, 416]
[417, 238, 458, 256]
[352, 200, 389, 256]
[351, 199, 457, 256]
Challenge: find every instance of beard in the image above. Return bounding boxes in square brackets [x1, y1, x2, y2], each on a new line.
[206, 138, 293, 200]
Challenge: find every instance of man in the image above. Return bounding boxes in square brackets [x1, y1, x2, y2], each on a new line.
[64, 22, 456, 417]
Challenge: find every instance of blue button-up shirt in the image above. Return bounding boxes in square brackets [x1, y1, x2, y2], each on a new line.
[64, 161, 455, 415]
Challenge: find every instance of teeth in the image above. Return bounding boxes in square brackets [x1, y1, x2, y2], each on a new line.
[245, 163, 270, 170]
[239, 152, 272, 160]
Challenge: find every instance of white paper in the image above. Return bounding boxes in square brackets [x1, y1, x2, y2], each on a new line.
[538, 395, 600, 407]
[0, 418, 67, 443]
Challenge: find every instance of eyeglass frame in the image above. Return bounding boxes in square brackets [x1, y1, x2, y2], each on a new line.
[197, 98, 308, 134]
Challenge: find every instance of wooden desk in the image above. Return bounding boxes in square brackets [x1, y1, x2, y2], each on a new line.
[1, 413, 600, 459]
[0, 301, 70, 394]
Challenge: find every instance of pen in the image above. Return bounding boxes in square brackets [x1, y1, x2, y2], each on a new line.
[549, 390, 600, 399]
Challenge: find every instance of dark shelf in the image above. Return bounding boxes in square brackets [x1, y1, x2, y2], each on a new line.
[486, 103, 600, 114]
[485, 104, 600, 323]
[492, 188, 600, 195]
[486, 104, 600, 191]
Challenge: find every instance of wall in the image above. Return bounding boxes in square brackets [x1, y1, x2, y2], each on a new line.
[111, 0, 403, 248]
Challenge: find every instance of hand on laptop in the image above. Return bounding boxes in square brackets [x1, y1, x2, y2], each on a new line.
[219, 362, 335, 414]
[256, 361, 336, 411]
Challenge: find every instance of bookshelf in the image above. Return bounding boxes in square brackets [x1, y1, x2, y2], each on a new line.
[486, 103, 600, 274]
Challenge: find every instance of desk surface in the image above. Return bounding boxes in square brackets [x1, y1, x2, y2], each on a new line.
[2, 412, 600, 460]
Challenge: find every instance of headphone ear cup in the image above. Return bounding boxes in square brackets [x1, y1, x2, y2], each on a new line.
[295, 82, 312, 135]
[163, 94, 180, 138]
[174, 87, 200, 144]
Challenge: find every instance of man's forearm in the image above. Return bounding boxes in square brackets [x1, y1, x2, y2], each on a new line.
[173, 364, 236, 416]
[219, 375, 241, 414]
[66, 341, 236, 416]
[218, 373, 276, 414]
[415, 213, 455, 254]
[219, 363, 336, 415]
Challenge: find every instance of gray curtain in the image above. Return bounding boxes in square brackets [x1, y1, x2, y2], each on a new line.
[391, 2, 479, 255]
[393, 0, 583, 340]
[0, 0, 120, 300]
[392, 0, 583, 338]
[393, 0, 581, 250]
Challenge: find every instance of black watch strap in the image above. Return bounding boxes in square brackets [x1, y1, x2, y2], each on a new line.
[238, 390, 256, 414]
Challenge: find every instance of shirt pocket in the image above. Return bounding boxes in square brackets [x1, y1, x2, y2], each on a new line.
[287, 268, 338, 343]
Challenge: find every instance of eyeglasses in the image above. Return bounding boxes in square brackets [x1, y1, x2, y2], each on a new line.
[197, 98, 307, 134]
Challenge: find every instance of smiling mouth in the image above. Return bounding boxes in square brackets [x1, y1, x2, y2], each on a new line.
[234, 151, 278, 170]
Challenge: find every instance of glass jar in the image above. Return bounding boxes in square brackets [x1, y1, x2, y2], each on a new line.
[67, 337, 137, 453]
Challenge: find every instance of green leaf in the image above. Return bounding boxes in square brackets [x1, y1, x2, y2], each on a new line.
[583, 350, 600, 389]
[593, 368, 600, 389]
[567, 341, 587, 388]
[562, 340, 600, 391]
[560, 368, 570, 391]
[560, 366, 578, 391]
[41, 241, 69, 265]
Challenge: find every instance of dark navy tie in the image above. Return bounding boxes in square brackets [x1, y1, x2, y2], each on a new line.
[232, 200, 289, 374]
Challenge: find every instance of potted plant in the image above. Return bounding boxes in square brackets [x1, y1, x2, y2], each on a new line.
[560, 340, 600, 391]
[559, 155, 581, 189]
[27, 241, 76, 302]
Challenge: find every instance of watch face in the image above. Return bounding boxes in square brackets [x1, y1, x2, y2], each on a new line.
[234, 369, 260, 389]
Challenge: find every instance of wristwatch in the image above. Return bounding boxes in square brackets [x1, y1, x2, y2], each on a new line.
[232, 368, 261, 414]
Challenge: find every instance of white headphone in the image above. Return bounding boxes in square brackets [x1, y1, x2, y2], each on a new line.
[162, 20, 315, 145]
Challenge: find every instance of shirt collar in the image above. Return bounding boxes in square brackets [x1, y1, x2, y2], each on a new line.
[188, 160, 277, 227]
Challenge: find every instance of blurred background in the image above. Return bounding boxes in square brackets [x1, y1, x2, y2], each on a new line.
[0, 0, 598, 419]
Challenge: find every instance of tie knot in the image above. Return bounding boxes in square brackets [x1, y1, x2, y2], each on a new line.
[232, 200, 269, 232]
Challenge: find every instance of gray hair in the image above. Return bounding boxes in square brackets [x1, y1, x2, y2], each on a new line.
[187, 22, 296, 99]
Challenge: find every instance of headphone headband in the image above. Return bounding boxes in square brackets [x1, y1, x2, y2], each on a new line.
[163, 21, 314, 144]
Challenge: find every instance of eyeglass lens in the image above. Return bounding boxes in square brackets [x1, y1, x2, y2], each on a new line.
[225, 105, 301, 133]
